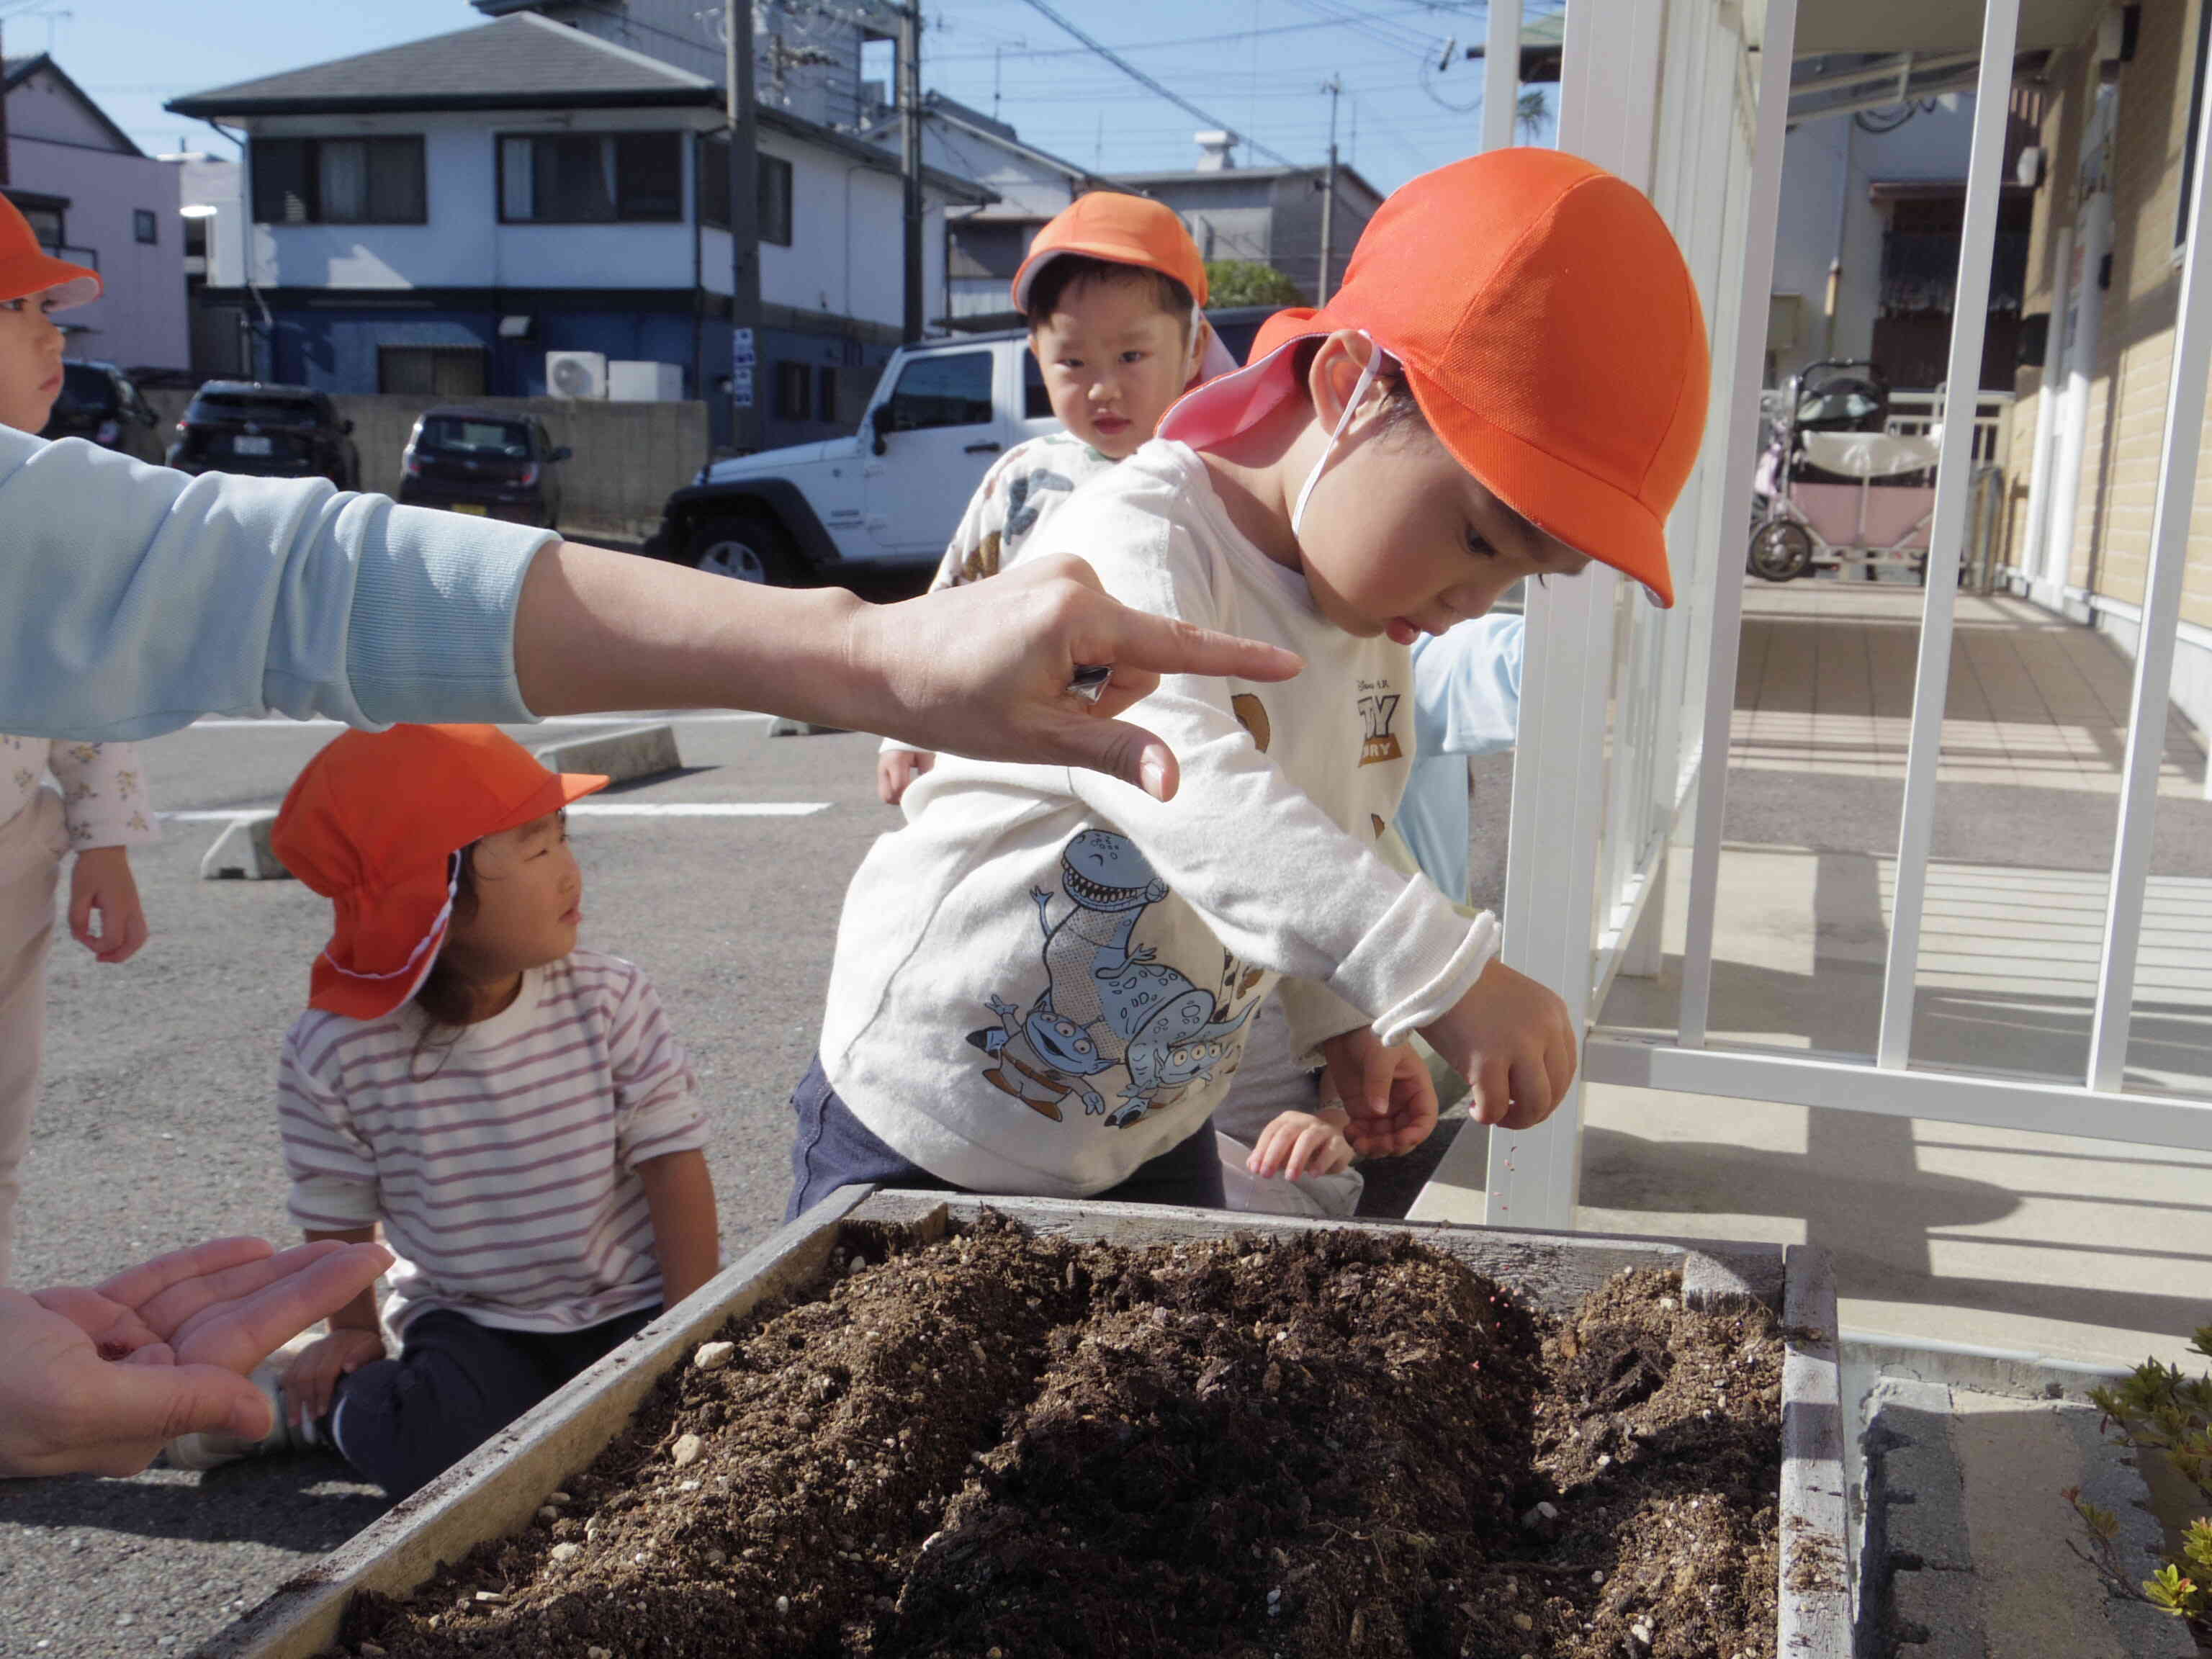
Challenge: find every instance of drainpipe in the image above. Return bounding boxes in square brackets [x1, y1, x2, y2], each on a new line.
[2015, 220, 2072, 604]
[2045, 177, 2113, 610]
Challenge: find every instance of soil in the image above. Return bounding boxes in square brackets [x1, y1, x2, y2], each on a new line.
[331, 1220, 1786, 1659]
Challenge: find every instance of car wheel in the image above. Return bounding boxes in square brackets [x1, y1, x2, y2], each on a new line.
[1748, 518, 1815, 582]
[693, 514, 799, 585]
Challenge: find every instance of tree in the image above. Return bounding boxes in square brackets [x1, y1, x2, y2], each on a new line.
[1204, 260, 1305, 308]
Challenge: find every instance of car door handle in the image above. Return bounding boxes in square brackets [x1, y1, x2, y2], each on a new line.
[964, 441, 1002, 454]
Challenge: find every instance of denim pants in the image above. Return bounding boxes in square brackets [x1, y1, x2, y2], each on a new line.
[332, 1304, 658, 1499]
[785, 1054, 1226, 1220]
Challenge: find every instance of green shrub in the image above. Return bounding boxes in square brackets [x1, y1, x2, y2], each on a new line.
[2067, 1326, 2212, 1632]
[1204, 260, 1305, 308]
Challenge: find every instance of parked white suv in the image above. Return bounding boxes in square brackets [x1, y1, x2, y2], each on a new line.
[648, 310, 1273, 585]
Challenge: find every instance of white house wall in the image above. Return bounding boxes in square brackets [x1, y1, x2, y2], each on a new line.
[6, 66, 188, 370]
[1771, 96, 1979, 377]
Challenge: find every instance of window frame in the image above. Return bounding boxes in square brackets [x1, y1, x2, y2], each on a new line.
[250, 136, 428, 226]
[132, 209, 158, 246]
[497, 130, 686, 226]
[698, 138, 796, 246]
[758, 154, 794, 246]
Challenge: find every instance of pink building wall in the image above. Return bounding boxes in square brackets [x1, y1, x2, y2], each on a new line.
[6, 62, 188, 371]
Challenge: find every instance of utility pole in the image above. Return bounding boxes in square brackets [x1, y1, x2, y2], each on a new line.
[725, 0, 763, 454]
[1317, 74, 1341, 304]
[899, 1, 925, 342]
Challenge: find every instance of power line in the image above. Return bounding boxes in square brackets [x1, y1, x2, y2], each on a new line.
[929, 4, 1472, 63]
[1017, 0, 1302, 169]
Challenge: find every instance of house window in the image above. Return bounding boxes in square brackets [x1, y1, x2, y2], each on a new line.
[377, 345, 488, 397]
[2182, 0, 2212, 252]
[774, 359, 811, 419]
[251, 138, 427, 225]
[881, 350, 993, 431]
[499, 132, 683, 223]
[133, 210, 158, 246]
[759, 154, 793, 246]
[815, 364, 838, 423]
[18, 204, 63, 251]
[698, 138, 794, 245]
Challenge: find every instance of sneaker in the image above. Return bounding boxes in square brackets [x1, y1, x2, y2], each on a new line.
[163, 1347, 325, 1470]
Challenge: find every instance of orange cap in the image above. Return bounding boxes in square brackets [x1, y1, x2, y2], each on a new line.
[1159, 148, 1709, 606]
[271, 725, 607, 1022]
[0, 193, 99, 310]
[1012, 191, 1210, 314]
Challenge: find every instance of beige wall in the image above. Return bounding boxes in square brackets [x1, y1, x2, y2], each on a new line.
[145, 390, 706, 539]
[2008, 0, 2212, 630]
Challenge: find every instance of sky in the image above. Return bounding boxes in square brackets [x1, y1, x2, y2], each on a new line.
[6, 0, 1551, 196]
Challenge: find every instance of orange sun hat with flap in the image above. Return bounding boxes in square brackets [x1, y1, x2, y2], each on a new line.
[272, 725, 607, 1022]
[1012, 191, 1241, 383]
[0, 193, 100, 309]
[1159, 148, 1709, 606]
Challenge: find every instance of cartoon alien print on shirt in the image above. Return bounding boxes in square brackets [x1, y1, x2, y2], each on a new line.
[967, 829, 1256, 1131]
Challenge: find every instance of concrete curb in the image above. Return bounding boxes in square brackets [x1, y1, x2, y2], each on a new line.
[199, 811, 289, 881]
[531, 723, 681, 783]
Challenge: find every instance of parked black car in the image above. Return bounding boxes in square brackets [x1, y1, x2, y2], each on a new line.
[167, 381, 360, 488]
[42, 359, 164, 463]
[397, 408, 569, 529]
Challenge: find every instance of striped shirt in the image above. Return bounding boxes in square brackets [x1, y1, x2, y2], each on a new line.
[278, 950, 708, 1336]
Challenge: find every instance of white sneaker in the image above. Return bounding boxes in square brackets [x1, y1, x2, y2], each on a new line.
[163, 1345, 324, 1470]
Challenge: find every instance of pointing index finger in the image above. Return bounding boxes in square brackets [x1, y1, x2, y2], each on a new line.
[1098, 608, 1303, 685]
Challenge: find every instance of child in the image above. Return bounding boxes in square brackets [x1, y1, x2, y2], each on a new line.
[791, 148, 1708, 1216]
[168, 725, 718, 1496]
[876, 189, 1236, 806]
[0, 197, 157, 1282]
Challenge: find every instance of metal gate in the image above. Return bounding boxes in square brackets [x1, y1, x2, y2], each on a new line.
[1415, 0, 2212, 1233]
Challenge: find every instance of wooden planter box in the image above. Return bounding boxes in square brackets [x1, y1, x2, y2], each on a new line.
[202, 1190, 1849, 1659]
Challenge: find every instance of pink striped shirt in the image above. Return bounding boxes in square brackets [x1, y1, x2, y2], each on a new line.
[278, 950, 708, 1335]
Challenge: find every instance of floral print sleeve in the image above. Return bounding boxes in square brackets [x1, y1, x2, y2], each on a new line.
[41, 738, 161, 850]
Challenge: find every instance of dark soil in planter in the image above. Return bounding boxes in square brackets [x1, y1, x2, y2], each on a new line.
[332, 1220, 1786, 1659]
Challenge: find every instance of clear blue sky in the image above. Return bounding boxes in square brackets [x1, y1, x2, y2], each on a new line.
[12, 0, 1550, 195]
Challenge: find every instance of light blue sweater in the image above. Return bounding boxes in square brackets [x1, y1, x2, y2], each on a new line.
[0, 429, 554, 741]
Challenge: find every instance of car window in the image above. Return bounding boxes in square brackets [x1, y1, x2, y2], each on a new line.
[1022, 352, 1052, 421]
[881, 351, 994, 432]
[419, 417, 532, 457]
[55, 364, 118, 417]
[189, 392, 324, 426]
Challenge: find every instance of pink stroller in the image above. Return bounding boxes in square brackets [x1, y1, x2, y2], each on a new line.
[1749, 360, 1941, 583]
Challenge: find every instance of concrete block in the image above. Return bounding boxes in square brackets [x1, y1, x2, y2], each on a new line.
[768, 716, 847, 737]
[1681, 1248, 1786, 1314]
[199, 811, 289, 881]
[2059, 1404, 2200, 1658]
[1887, 1566, 1984, 1658]
[531, 723, 680, 784]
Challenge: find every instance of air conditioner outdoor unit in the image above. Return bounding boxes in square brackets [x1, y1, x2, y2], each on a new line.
[546, 350, 608, 400]
[608, 360, 684, 402]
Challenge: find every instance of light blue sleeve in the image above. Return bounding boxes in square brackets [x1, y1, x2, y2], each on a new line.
[1411, 612, 1525, 760]
[0, 430, 554, 741]
[1393, 614, 1527, 909]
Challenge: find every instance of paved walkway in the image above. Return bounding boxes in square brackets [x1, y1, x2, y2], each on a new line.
[1421, 576, 2212, 1371]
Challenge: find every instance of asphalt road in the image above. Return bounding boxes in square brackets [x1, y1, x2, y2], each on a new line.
[0, 690, 1511, 1659]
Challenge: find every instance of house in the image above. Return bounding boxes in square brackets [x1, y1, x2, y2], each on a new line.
[1998, 0, 2212, 763]
[4, 54, 189, 373]
[1769, 62, 2040, 390]
[162, 150, 248, 378]
[1110, 137, 1386, 308]
[166, 11, 991, 451]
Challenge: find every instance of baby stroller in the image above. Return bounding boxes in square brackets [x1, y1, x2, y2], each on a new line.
[1748, 360, 1942, 583]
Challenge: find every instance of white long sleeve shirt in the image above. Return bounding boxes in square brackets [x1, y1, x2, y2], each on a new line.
[0, 736, 160, 850]
[819, 440, 1498, 1198]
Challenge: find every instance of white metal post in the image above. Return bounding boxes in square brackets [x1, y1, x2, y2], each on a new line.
[1677, 0, 1801, 1048]
[1875, 0, 2024, 1071]
[2085, 62, 2212, 1093]
[1482, 0, 1522, 155]
[2020, 224, 2074, 601]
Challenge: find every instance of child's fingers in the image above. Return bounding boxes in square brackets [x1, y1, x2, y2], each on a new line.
[67, 887, 98, 952]
[1470, 1058, 1514, 1127]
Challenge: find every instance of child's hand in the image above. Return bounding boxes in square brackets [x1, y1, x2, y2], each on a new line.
[1318, 1028, 1438, 1158]
[1419, 957, 1578, 1130]
[877, 748, 935, 806]
[282, 1328, 386, 1427]
[68, 847, 148, 965]
[1246, 1110, 1356, 1182]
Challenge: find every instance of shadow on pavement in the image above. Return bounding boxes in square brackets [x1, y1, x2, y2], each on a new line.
[6, 1455, 388, 1550]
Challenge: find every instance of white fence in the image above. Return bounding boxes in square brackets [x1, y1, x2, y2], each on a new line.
[1413, 0, 2212, 1232]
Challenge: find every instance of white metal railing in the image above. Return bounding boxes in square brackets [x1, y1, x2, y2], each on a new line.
[1413, 0, 2212, 1233]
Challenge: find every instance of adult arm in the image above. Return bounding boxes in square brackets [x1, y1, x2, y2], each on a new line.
[0, 434, 1300, 799]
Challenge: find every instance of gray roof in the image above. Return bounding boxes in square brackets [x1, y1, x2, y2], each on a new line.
[167, 13, 716, 117]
